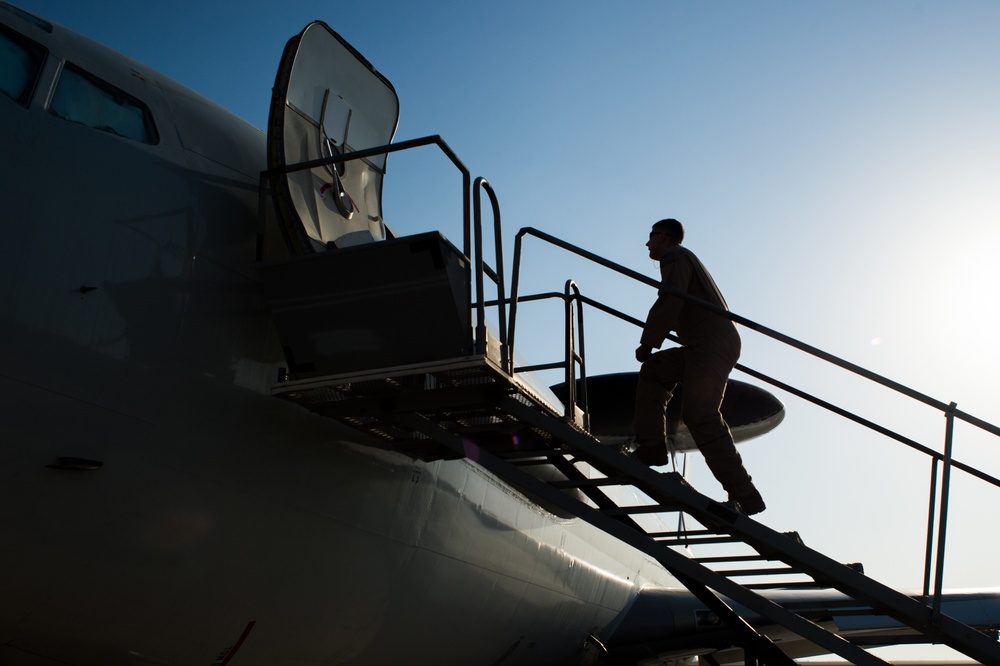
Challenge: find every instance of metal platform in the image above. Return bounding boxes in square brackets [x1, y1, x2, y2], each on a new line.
[272, 354, 575, 460]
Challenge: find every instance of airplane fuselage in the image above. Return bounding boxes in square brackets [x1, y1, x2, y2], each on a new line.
[0, 7, 679, 665]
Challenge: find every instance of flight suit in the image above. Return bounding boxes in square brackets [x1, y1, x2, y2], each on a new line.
[633, 245, 764, 513]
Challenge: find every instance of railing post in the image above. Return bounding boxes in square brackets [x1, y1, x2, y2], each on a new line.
[931, 401, 958, 623]
[507, 230, 527, 368]
[561, 281, 589, 429]
[489, 181, 508, 373]
[472, 180, 487, 356]
[463, 170, 473, 356]
[472, 177, 508, 371]
[563, 280, 577, 424]
[921, 457, 940, 599]
[573, 284, 589, 432]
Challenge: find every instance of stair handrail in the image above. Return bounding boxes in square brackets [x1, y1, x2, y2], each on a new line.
[510, 226, 1000, 437]
[508, 225, 1000, 619]
[482, 284, 591, 427]
[508, 287, 997, 486]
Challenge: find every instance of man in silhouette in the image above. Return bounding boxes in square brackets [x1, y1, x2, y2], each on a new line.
[632, 218, 765, 515]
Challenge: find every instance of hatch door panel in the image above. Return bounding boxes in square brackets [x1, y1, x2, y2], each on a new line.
[267, 22, 399, 254]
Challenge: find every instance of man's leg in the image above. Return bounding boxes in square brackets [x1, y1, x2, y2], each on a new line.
[683, 350, 766, 515]
[632, 349, 682, 466]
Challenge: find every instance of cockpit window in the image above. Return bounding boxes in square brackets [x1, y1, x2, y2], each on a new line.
[49, 62, 159, 145]
[0, 22, 46, 106]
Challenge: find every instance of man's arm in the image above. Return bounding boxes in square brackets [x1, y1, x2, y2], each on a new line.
[639, 249, 693, 350]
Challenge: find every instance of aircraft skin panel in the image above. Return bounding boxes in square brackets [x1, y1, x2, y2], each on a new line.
[0, 367, 659, 664]
[158, 70, 266, 182]
[0, 18, 669, 663]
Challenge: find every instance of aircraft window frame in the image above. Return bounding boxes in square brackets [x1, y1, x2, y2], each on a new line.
[0, 21, 47, 106]
[48, 61, 159, 145]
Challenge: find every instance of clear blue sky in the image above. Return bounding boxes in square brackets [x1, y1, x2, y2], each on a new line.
[17, 1, 1000, 660]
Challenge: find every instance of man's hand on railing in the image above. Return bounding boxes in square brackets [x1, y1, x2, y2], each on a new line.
[635, 344, 653, 363]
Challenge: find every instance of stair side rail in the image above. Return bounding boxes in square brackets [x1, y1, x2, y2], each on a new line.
[507, 225, 1000, 621]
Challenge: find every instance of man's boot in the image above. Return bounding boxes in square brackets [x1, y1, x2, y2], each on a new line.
[632, 440, 669, 467]
[699, 439, 766, 516]
[726, 484, 766, 516]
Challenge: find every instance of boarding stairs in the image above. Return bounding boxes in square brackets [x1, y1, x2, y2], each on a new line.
[258, 137, 1000, 665]
[270, 353, 1000, 666]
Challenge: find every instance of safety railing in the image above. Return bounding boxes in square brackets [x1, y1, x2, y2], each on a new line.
[260, 135, 513, 368]
[508, 226, 1000, 619]
[491, 281, 591, 429]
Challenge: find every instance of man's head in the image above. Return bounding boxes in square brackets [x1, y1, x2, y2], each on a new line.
[646, 218, 684, 259]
